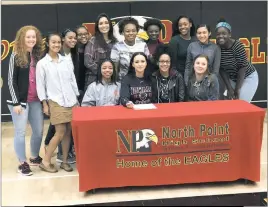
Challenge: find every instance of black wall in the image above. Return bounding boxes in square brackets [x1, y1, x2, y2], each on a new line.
[1, 1, 267, 121]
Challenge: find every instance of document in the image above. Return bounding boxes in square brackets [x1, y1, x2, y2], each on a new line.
[133, 104, 157, 110]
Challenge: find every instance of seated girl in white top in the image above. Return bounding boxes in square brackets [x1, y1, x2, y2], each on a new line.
[81, 59, 121, 106]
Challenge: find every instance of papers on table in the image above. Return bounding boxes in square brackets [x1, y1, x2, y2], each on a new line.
[133, 104, 157, 110]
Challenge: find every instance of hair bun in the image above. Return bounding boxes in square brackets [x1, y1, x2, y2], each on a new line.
[217, 17, 226, 23]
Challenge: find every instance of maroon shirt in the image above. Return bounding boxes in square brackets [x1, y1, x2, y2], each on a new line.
[27, 56, 39, 102]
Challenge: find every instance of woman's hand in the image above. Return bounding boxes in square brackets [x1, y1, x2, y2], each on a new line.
[227, 87, 235, 100]
[126, 101, 134, 109]
[234, 88, 240, 100]
[13, 105, 22, 115]
[43, 104, 50, 116]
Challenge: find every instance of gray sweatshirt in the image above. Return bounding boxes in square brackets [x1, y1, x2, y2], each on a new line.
[81, 81, 121, 106]
[184, 41, 221, 85]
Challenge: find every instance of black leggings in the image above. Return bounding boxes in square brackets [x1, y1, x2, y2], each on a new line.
[44, 123, 74, 155]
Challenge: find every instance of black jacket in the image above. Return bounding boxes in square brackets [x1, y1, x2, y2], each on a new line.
[151, 69, 185, 103]
[7, 53, 34, 107]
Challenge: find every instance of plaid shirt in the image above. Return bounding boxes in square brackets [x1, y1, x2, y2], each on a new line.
[84, 36, 115, 90]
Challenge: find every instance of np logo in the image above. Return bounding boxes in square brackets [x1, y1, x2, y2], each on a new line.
[116, 129, 158, 153]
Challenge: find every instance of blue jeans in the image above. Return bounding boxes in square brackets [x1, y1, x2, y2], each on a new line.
[229, 70, 259, 102]
[8, 102, 44, 162]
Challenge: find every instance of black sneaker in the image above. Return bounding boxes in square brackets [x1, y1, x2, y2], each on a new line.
[29, 156, 43, 166]
[18, 162, 33, 176]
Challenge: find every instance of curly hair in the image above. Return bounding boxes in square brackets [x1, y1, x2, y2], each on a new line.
[13, 25, 44, 68]
[153, 44, 172, 65]
[119, 17, 140, 34]
[144, 18, 163, 31]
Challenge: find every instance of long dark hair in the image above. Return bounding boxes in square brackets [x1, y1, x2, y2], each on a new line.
[96, 59, 117, 85]
[172, 15, 195, 37]
[45, 32, 62, 54]
[128, 52, 150, 80]
[95, 13, 117, 50]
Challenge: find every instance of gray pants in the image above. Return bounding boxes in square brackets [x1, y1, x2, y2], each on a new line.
[229, 70, 259, 102]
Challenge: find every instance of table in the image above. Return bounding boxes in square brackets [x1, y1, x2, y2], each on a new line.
[72, 100, 265, 192]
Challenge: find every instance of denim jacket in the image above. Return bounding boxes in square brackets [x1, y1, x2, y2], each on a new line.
[187, 74, 219, 101]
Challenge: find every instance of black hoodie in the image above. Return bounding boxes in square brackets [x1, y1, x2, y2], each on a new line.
[120, 74, 153, 106]
[151, 69, 185, 103]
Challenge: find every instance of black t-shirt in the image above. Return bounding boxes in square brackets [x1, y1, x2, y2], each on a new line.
[159, 75, 170, 103]
[120, 74, 153, 106]
[78, 52, 86, 91]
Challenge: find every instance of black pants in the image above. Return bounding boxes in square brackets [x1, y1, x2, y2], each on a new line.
[44, 123, 74, 155]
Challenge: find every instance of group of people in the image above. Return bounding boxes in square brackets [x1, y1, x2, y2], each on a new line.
[6, 13, 259, 176]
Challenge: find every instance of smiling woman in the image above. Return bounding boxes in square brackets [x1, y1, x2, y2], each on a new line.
[6, 25, 44, 176]
[184, 24, 221, 87]
[84, 13, 117, 90]
[215, 18, 259, 102]
[36, 32, 80, 173]
[120, 52, 153, 108]
[110, 17, 150, 81]
[187, 54, 220, 101]
[169, 15, 196, 77]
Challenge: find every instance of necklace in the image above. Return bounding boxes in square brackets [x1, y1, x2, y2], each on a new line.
[136, 76, 144, 84]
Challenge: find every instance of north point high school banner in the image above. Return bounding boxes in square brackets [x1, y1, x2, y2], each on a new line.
[72, 101, 265, 191]
[1, 2, 267, 120]
[115, 123, 230, 169]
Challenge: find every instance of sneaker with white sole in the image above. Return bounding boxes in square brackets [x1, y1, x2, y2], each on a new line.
[29, 156, 42, 166]
[56, 152, 76, 164]
[18, 162, 33, 176]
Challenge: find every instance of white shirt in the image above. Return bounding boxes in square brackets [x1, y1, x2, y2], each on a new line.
[110, 39, 150, 81]
[64, 52, 73, 66]
[36, 53, 79, 107]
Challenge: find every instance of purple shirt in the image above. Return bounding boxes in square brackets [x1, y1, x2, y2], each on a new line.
[27, 56, 39, 102]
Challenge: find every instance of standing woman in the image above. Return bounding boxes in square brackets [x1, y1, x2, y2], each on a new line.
[36, 33, 79, 173]
[216, 18, 258, 102]
[187, 54, 219, 101]
[184, 24, 221, 86]
[143, 18, 164, 74]
[111, 17, 150, 81]
[7, 25, 44, 176]
[169, 15, 196, 77]
[44, 28, 78, 164]
[120, 52, 153, 108]
[84, 13, 117, 90]
[75, 25, 92, 98]
[151, 45, 185, 103]
[81, 59, 121, 107]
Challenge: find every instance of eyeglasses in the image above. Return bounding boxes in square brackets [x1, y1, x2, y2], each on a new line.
[159, 60, 171, 64]
[77, 33, 89, 37]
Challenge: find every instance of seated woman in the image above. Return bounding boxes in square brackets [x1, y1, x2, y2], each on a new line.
[187, 54, 219, 101]
[81, 59, 120, 106]
[120, 52, 153, 109]
[151, 45, 185, 103]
